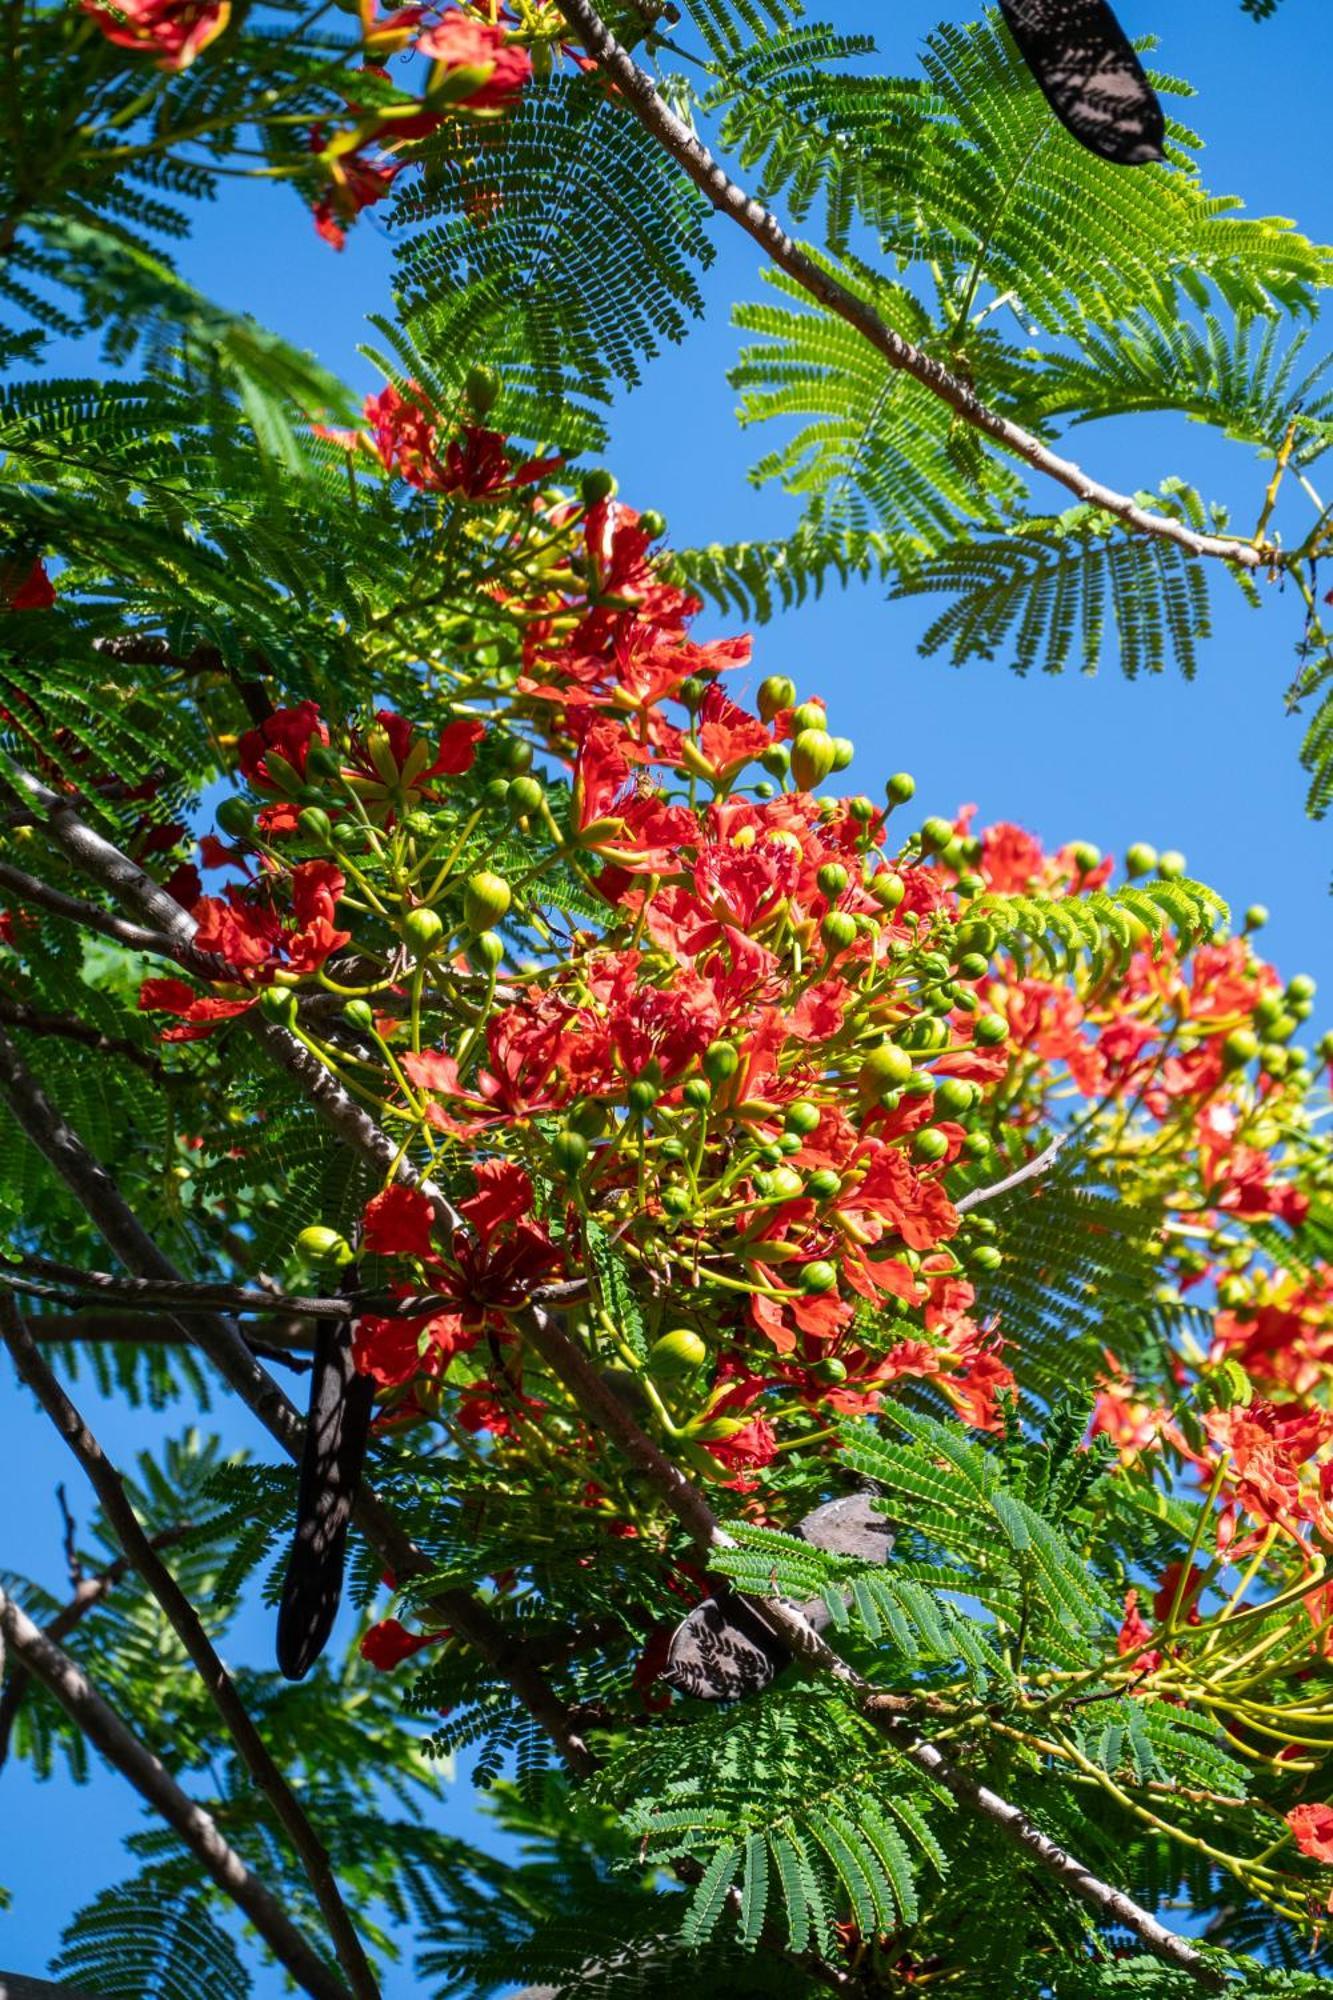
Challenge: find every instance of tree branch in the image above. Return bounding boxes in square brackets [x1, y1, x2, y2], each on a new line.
[0, 1523, 192, 1770]
[955, 1135, 1065, 1213]
[0, 1583, 352, 2000]
[515, 1306, 1224, 1989]
[0, 857, 222, 970]
[0, 998, 165, 1081]
[553, 0, 1269, 573]
[0, 1024, 592, 1777]
[0, 1298, 381, 2000]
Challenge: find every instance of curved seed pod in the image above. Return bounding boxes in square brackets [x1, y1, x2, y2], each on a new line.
[275, 1310, 375, 1680]
[998, 0, 1166, 166]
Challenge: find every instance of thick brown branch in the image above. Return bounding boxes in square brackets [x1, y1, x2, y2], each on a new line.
[553, 0, 1269, 573]
[0, 1584, 351, 2000]
[1, 1300, 381, 2000]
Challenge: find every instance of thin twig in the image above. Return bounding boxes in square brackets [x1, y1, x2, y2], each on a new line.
[0, 1523, 193, 1769]
[0, 1584, 352, 2000]
[552, 0, 1269, 573]
[2, 1258, 556, 1323]
[1, 1299, 381, 2000]
[955, 1135, 1065, 1213]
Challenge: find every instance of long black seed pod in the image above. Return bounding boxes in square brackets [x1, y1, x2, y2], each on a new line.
[998, 0, 1166, 166]
[275, 1301, 375, 1681]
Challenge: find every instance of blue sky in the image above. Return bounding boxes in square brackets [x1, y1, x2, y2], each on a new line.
[3, 0, 1332, 1987]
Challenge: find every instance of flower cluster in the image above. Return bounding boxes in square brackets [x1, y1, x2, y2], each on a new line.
[131, 439, 1327, 1530]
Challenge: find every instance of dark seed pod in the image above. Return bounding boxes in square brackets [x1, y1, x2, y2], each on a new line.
[998, 0, 1166, 167]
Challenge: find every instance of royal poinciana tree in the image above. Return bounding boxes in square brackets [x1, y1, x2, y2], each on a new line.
[2, 0, 1333, 1994]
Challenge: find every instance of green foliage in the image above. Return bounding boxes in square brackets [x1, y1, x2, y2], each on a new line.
[393, 77, 715, 429]
[53, 1884, 251, 2000]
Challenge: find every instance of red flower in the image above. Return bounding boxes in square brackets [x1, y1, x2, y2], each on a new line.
[353, 1288, 479, 1387]
[82, 0, 229, 67]
[362, 1182, 436, 1258]
[137, 978, 254, 1042]
[360, 1617, 448, 1670]
[236, 702, 328, 833]
[312, 145, 399, 250]
[1287, 1802, 1333, 1865]
[416, 11, 533, 110]
[2, 558, 56, 611]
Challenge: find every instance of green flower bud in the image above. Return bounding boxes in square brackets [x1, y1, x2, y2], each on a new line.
[963, 1130, 991, 1159]
[485, 777, 512, 808]
[639, 509, 668, 542]
[342, 998, 375, 1032]
[472, 931, 505, 972]
[403, 810, 435, 837]
[214, 795, 255, 841]
[648, 1328, 707, 1378]
[508, 775, 544, 817]
[661, 1184, 694, 1217]
[683, 1077, 712, 1110]
[550, 1129, 589, 1176]
[791, 701, 827, 733]
[296, 1225, 353, 1267]
[500, 737, 533, 774]
[821, 910, 858, 953]
[817, 862, 849, 898]
[757, 675, 797, 721]
[784, 1100, 821, 1137]
[969, 1243, 1003, 1274]
[829, 736, 855, 772]
[756, 1165, 804, 1202]
[847, 796, 877, 823]
[1158, 850, 1187, 880]
[799, 1260, 838, 1295]
[1244, 904, 1269, 932]
[570, 1098, 608, 1138]
[581, 468, 618, 506]
[259, 985, 297, 1024]
[791, 729, 837, 791]
[912, 1127, 949, 1164]
[806, 1168, 842, 1202]
[955, 920, 997, 956]
[886, 772, 916, 806]
[464, 870, 512, 931]
[404, 907, 444, 955]
[304, 742, 344, 782]
[1125, 842, 1158, 879]
[703, 1041, 739, 1083]
[972, 1013, 1009, 1047]
[465, 363, 501, 416]
[627, 1077, 658, 1115]
[1288, 973, 1317, 1003]
[1222, 1028, 1259, 1071]
[956, 952, 990, 981]
[920, 816, 955, 853]
[812, 1355, 848, 1385]
[761, 742, 792, 779]
[679, 675, 707, 711]
[1068, 842, 1101, 876]
[869, 872, 906, 912]
[898, 1015, 949, 1053]
[935, 1077, 978, 1117]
